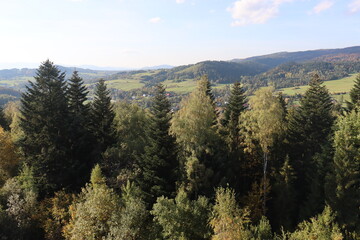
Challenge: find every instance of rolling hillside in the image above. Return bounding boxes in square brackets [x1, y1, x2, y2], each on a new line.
[1, 46, 360, 98]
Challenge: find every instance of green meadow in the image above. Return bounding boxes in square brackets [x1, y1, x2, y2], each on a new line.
[278, 74, 357, 96]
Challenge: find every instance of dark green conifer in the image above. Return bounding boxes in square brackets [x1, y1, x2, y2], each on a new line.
[20, 60, 71, 192]
[330, 110, 360, 232]
[223, 82, 247, 149]
[136, 84, 178, 204]
[67, 71, 94, 188]
[287, 73, 334, 221]
[91, 79, 116, 154]
[346, 73, 360, 111]
[222, 82, 247, 191]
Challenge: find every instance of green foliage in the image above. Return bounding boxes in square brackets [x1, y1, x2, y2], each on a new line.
[331, 109, 360, 231]
[346, 73, 360, 111]
[241, 87, 285, 155]
[272, 156, 296, 230]
[250, 216, 273, 240]
[91, 79, 116, 153]
[0, 126, 19, 186]
[107, 182, 149, 240]
[151, 188, 212, 240]
[223, 82, 247, 129]
[20, 60, 71, 192]
[210, 187, 252, 240]
[287, 73, 335, 220]
[289, 206, 343, 240]
[0, 105, 10, 130]
[0, 165, 40, 239]
[67, 70, 94, 189]
[136, 84, 178, 204]
[241, 87, 285, 214]
[171, 76, 222, 196]
[222, 82, 247, 190]
[65, 165, 120, 240]
[102, 101, 149, 188]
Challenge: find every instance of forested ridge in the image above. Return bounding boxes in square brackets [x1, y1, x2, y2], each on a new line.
[0, 60, 359, 239]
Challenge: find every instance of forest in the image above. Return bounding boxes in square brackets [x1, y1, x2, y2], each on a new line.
[0, 59, 359, 240]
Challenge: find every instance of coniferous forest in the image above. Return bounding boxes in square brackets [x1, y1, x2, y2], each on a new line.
[0, 59, 359, 240]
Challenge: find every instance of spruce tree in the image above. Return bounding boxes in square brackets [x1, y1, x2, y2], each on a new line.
[67, 71, 94, 189]
[200, 75, 215, 105]
[331, 110, 360, 232]
[346, 73, 360, 111]
[136, 84, 178, 204]
[287, 73, 334, 220]
[20, 60, 71, 192]
[222, 82, 247, 192]
[91, 79, 116, 155]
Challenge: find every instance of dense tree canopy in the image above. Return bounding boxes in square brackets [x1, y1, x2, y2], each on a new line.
[0, 60, 358, 239]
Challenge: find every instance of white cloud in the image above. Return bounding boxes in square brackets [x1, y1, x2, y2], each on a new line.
[309, 0, 334, 14]
[149, 17, 161, 23]
[227, 0, 294, 26]
[176, 0, 185, 3]
[349, 0, 360, 13]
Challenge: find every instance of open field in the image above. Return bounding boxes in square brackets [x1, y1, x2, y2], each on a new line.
[105, 79, 144, 91]
[278, 74, 357, 95]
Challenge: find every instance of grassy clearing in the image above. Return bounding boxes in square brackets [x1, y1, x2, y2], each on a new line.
[278, 74, 357, 95]
[0, 76, 32, 88]
[105, 79, 144, 91]
[162, 79, 231, 94]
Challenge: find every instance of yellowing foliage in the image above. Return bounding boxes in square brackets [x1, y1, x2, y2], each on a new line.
[0, 127, 19, 182]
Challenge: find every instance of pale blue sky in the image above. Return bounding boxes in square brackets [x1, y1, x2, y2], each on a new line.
[0, 0, 359, 69]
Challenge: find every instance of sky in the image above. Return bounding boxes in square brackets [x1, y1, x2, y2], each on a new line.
[0, 0, 359, 69]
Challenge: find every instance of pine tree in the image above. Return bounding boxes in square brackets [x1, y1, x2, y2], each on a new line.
[346, 73, 360, 111]
[223, 82, 246, 148]
[272, 156, 296, 230]
[222, 82, 247, 192]
[287, 73, 334, 220]
[198, 75, 215, 105]
[331, 110, 360, 232]
[91, 79, 116, 155]
[67, 71, 94, 189]
[136, 84, 178, 204]
[20, 60, 71, 192]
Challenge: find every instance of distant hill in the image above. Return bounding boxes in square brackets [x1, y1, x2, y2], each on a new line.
[1, 46, 360, 94]
[141, 65, 174, 70]
[232, 46, 360, 69]
[0, 66, 117, 82]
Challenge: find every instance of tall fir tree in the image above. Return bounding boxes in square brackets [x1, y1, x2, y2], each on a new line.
[222, 82, 247, 192]
[199, 75, 215, 105]
[67, 71, 94, 189]
[287, 73, 334, 221]
[20, 60, 71, 192]
[136, 84, 178, 205]
[223, 82, 247, 149]
[346, 73, 360, 112]
[330, 109, 360, 232]
[91, 79, 116, 155]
